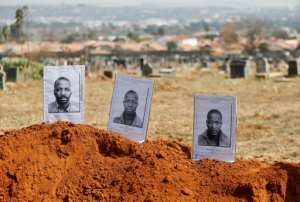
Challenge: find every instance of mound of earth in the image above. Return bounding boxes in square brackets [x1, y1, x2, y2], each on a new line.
[0, 122, 299, 201]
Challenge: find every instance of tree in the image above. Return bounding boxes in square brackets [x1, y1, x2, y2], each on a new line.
[9, 6, 29, 43]
[144, 25, 157, 35]
[157, 27, 165, 36]
[127, 32, 140, 42]
[87, 29, 97, 40]
[203, 23, 211, 32]
[15, 8, 24, 42]
[220, 22, 239, 44]
[258, 42, 269, 54]
[272, 29, 289, 40]
[144, 25, 165, 36]
[238, 17, 271, 55]
[167, 41, 177, 52]
[61, 32, 81, 43]
[1, 25, 11, 41]
[0, 6, 28, 42]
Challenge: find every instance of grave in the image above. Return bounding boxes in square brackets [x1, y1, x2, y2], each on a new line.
[4, 67, 19, 82]
[288, 59, 300, 76]
[201, 60, 208, 68]
[0, 71, 6, 90]
[159, 67, 176, 76]
[140, 58, 153, 77]
[255, 58, 270, 74]
[104, 70, 113, 79]
[229, 59, 252, 78]
[85, 65, 90, 77]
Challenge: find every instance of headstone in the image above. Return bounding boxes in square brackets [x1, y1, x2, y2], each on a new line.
[0, 71, 6, 90]
[229, 59, 252, 78]
[85, 65, 90, 77]
[255, 58, 270, 74]
[288, 59, 300, 76]
[5, 67, 19, 82]
[140, 58, 153, 77]
[219, 59, 229, 72]
[201, 61, 208, 68]
[140, 58, 144, 68]
[159, 67, 176, 76]
[104, 70, 113, 79]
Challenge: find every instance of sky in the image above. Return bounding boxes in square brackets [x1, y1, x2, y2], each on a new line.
[0, 0, 297, 8]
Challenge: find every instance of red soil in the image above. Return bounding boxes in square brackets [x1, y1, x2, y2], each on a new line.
[0, 122, 299, 201]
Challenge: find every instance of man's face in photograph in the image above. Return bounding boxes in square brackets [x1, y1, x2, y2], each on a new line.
[123, 92, 138, 114]
[54, 78, 72, 105]
[206, 112, 222, 136]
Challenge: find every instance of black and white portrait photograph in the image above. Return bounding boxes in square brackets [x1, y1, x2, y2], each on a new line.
[192, 95, 236, 162]
[48, 76, 79, 113]
[113, 90, 143, 128]
[43, 65, 85, 123]
[198, 109, 230, 147]
[108, 74, 154, 143]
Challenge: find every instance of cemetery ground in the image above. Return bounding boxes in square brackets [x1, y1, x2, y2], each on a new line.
[0, 69, 299, 163]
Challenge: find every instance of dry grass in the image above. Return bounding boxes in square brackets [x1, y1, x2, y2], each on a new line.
[0, 70, 300, 162]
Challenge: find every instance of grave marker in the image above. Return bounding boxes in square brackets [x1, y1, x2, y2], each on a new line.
[0, 71, 6, 90]
[192, 95, 237, 162]
[255, 58, 270, 74]
[140, 58, 153, 77]
[288, 59, 300, 76]
[229, 59, 252, 78]
[5, 67, 19, 82]
[104, 70, 113, 79]
[108, 74, 154, 143]
[159, 67, 176, 76]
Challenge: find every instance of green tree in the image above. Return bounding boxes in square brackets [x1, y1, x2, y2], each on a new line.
[258, 42, 269, 53]
[167, 41, 177, 52]
[87, 29, 97, 40]
[157, 27, 165, 36]
[15, 8, 24, 42]
[1, 25, 11, 41]
[127, 32, 140, 42]
[61, 33, 81, 43]
[203, 23, 211, 32]
[272, 29, 289, 40]
[10, 6, 29, 42]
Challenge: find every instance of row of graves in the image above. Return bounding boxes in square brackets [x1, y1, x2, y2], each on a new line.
[139, 55, 300, 79]
[1, 55, 299, 91]
[89, 50, 214, 79]
[74, 47, 299, 79]
[226, 57, 300, 79]
[129, 54, 300, 79]
[101, 55, 300, 81]
[102, 57, 177, 79]
[44, 65, 236, 162]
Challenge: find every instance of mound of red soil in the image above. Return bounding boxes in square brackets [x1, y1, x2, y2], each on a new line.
[0, 122, 299, 201]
